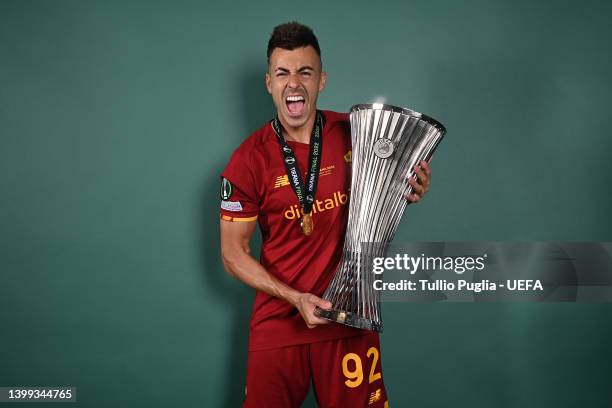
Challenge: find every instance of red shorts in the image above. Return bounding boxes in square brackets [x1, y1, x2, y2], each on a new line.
[244, 332, 388, 408]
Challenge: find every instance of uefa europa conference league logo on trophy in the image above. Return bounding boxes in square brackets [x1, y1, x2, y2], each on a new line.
[315, 104, 446, 331]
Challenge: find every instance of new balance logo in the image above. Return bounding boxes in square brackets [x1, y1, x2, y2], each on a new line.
[369, 388, 382, 404]
[274, 175, 290, 188]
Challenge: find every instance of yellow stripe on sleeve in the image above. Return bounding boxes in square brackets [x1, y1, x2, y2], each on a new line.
[220, 215, 258, 222]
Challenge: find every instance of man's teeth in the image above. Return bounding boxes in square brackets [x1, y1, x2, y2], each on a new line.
[286, 96, 305, 102]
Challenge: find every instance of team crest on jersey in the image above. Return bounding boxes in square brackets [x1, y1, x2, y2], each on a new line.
[220, 178, 233, 200]
[344, 150, 352, 163]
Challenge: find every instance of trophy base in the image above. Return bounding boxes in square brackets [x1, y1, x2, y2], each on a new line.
[314, 307, 382, 332]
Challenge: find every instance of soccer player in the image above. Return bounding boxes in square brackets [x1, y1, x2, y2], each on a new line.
[219, 22, 432, 407]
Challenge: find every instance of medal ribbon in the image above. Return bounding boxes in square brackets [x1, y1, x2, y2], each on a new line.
[271, 111, 324, 217]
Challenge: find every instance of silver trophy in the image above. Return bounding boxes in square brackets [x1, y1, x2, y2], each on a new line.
[315, 104, 446, 331]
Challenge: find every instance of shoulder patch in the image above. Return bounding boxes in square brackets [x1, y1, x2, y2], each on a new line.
[220, 178, 233, 200]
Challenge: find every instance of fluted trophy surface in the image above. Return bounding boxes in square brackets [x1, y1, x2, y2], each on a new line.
[315, 104, 446, 331]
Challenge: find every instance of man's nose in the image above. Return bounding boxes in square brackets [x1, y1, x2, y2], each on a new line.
[287, 73, 300, 88]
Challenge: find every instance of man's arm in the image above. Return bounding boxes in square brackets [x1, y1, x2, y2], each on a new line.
[220, 219, 331, 328]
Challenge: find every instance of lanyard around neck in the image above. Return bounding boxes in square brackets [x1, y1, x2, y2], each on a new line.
[271, 111, 325, 215]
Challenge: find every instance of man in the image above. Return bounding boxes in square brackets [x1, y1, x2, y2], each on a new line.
[219, 22, 432, 407]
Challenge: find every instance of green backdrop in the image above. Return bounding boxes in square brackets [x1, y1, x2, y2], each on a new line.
[1, 0, 611, 407]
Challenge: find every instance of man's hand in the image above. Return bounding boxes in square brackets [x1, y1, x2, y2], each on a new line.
[406, 160, 432, 203]
[292, 293, 332, 328]
[221, 220, 333, 329]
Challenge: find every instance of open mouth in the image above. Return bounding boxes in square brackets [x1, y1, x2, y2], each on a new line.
[285, 95, 306, 116]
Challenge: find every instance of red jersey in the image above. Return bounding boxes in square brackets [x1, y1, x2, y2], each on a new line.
[220, 110, 364, 351]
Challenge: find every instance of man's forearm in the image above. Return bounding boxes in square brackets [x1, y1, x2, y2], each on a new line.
[221, 248, 300, 306]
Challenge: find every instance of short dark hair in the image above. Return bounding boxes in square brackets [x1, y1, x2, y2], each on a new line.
[267, 22, 321, 63]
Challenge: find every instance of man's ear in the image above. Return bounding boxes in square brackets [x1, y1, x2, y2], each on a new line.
[319, 71, 327, 92]
[265, 72, 272, 94]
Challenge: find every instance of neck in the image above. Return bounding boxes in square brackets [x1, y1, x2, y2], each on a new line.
[279, 113, 317, 144]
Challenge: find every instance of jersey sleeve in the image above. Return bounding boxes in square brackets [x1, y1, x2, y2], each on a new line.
[219, 146, 260, 222]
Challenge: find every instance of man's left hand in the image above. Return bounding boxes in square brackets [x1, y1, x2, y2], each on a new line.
[406, 160, 432, 203]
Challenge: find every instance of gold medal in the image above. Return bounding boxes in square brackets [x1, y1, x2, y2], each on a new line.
[301, 212, 314, 236]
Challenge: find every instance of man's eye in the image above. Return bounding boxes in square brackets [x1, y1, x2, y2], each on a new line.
[276, 72, 286, 77]
[301, 72, 312, 77]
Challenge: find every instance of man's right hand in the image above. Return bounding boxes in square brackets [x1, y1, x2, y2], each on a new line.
[292, 293, 332, 328]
